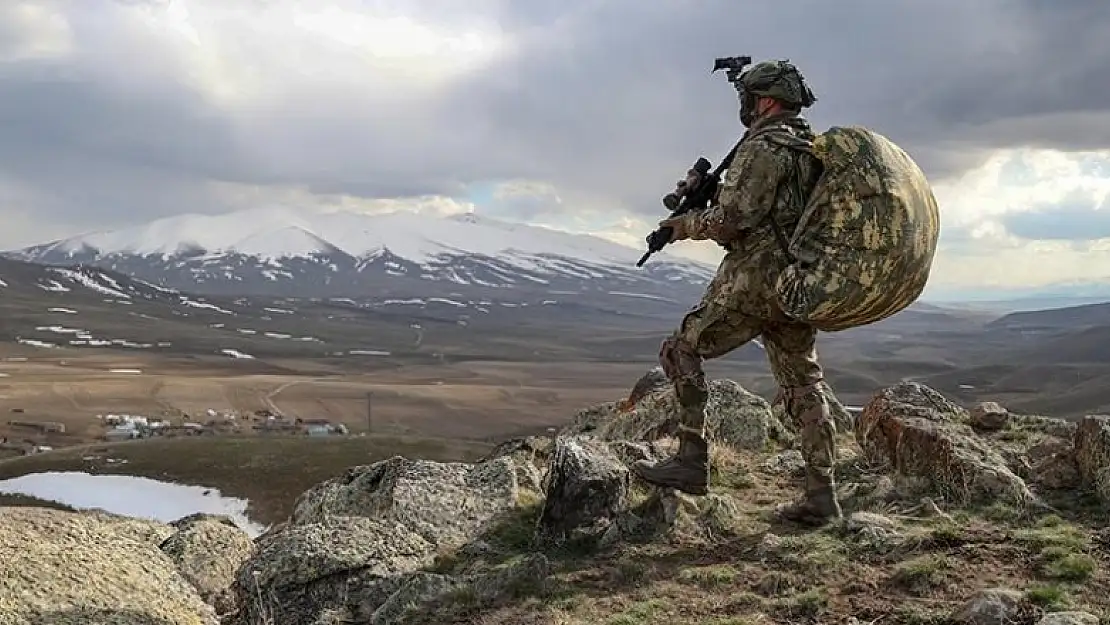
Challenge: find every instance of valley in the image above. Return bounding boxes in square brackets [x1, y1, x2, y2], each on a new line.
[0, 209, 1108, 460]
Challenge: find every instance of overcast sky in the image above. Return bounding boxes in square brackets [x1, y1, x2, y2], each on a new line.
[1, 0, 1109, 297]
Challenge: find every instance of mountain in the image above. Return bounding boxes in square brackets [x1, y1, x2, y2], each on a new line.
[986, 301, 1110, 334]
[5, 208, 714, 302]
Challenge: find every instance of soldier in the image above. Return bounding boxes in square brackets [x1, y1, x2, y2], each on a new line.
[630, 59, 842, 526]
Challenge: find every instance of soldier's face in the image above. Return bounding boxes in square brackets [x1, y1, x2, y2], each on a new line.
[738, 92, 757, 127]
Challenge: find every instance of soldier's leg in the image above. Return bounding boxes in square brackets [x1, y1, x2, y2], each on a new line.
[761, 322, 842, 525]
[632, 302, 760, 495]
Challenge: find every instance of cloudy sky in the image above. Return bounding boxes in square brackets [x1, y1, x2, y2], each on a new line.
[1, 0, 1109, 299]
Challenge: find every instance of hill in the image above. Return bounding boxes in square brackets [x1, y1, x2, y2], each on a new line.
[0, 381, 1106, 624]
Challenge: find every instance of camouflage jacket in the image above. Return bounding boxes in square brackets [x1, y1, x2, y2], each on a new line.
[681, 112, 822, 259]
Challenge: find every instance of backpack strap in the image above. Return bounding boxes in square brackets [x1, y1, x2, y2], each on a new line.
[755, 127, 815, 266]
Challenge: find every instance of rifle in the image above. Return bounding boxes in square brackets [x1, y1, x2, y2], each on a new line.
[635, 55, 752, 268]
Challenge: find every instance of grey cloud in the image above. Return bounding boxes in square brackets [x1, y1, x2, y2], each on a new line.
[1002, 192, 1110, 241]
[1, 0, 1109, 245]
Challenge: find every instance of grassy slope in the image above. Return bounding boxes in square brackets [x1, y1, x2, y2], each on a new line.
[0, 435, 493, 525]
[1, 433, 1108, 624]
[417, 436, 1110, 625]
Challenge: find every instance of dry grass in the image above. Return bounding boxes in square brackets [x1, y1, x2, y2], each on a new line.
[412, 434, 1110, 625]
[0, 354, 649, 446]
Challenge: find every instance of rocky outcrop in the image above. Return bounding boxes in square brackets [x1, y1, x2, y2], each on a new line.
[159, 514, 254, 615]
[230, 455, 523, 625]
[6, 377, 1109, 625]
[1074, 415, 1110, 503]
[568, 379, 787, 451]
[0, 507, 246, 625]
[534, 436, 630, 549]
[855, 382, 1035, 505]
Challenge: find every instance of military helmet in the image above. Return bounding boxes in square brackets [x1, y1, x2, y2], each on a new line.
[738, 59, 817, 108]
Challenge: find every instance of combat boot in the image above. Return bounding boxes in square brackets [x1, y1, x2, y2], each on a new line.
[777, 466, 842, 526]
[632, 429, 710, 495]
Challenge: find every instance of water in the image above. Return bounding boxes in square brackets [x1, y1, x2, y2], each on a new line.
[0, 471, 268, 537]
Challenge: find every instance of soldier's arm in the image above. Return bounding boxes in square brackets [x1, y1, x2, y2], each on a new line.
[682, 138, 789, 242]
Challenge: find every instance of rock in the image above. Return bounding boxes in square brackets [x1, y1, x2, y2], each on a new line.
[759, 450, 805, 476]
[856, 382, 1035, 506]
[607, 440, 662, 467]
[291, 455, 519, 549]
[969, 401, 1010, 431]
[159, 514, 254, 615]
[0, 507, 219, 625]
[479, 436, 552, 492]
[757, 532, 784, 556]
[369, 572, 459, 625]
[369, 553, 551, 625]
[845, 512, 904, 552]
[1036, 611, 1100, 625]
[231, 455, 522, 625]
[951, 588, 1033, 625]
[232, 518, 434, 625]
[535, 436, 630, 549]
[1074, 415, 1110, 503]
[568, 379, 786, 451]
[1032, 452, 1082, 490]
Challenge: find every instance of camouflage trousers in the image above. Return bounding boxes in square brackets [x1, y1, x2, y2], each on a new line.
[658, 300, 837, 478]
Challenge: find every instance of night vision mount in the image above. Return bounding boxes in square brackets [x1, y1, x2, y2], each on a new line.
[711, 55, 752, 93]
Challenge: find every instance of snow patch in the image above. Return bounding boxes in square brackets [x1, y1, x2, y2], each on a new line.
[49, 268, 131, 299]
[181, 298, 234, 315]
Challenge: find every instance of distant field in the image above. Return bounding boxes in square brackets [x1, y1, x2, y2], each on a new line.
[0, 435, 493, 525]
[0, 352, 669, 446]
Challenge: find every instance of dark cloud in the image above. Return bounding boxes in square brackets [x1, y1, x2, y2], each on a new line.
[0, 0, 1108, 246]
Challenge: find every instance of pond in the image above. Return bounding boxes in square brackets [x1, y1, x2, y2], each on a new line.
[0, 471, 268, 537]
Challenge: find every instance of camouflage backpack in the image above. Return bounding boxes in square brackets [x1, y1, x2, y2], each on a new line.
[772, 126, 941, 332]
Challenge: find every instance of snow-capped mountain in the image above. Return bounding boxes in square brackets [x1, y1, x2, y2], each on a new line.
[6, 208, 715, 302]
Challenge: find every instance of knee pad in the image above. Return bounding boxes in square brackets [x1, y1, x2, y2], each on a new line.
[659, 336, 702, 383]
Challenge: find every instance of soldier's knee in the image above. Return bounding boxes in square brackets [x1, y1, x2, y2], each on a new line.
[659, 335, 703, 383]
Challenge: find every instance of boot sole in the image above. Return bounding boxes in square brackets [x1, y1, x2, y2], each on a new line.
[631, 471, 709, 495]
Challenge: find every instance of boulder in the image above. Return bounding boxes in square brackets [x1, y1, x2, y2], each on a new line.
[855, 382, 1035, 505]
[950, 588, 1034, 625]
[230, 455, 523, 625]
[1074, 415, 1110, 503]
[534, 436, 630, 549]
[0, 507, 219, 625]
[233, 517, 434, 625]
[159, 514, 254, 615]
[291, 455, 518, 549]
[368, 553, 551, 625]
[569, 379, 786, 451]
[478, 436, 552, 492]
[969, 401, 1010, 431]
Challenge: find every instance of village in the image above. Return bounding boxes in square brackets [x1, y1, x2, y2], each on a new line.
[0, 407, 351, 458]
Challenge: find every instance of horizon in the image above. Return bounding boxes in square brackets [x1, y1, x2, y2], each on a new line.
[5, 203, 1108, 308]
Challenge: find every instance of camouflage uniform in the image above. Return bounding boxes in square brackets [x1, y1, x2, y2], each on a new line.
[632, 60, 842, 525]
